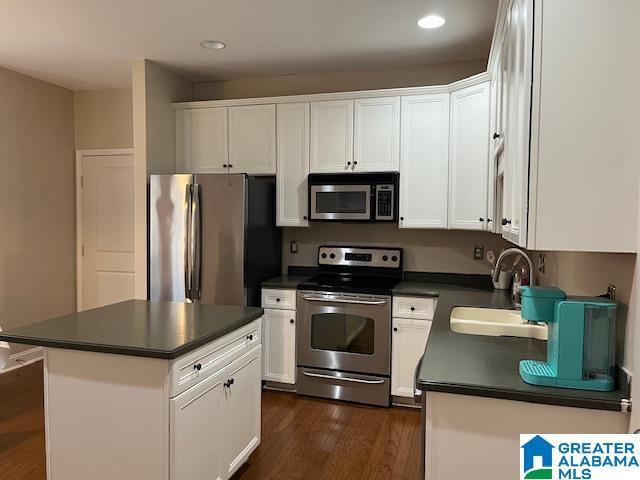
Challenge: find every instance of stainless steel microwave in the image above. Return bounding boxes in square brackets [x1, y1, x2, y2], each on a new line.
[308, 172, 399, 222]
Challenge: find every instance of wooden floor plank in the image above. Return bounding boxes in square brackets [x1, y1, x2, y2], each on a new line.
[0, 363, 423, 480]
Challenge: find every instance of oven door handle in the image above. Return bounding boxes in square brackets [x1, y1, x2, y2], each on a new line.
[302, 296, 387, 306]
[301, 371, 385, 385]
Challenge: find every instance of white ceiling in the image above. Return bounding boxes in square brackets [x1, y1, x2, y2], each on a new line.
[0, 0, 498, 91]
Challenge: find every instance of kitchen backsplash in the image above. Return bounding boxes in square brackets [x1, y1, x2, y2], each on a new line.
[282, 224, 511, 275]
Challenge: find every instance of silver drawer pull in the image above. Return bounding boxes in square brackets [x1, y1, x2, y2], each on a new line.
[302, 295, 387, 306]
[301, 371, 385, 385]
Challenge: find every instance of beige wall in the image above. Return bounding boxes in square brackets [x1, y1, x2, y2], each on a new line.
[536, 252, 636, 370]
[0, 66, 76, 352]
[131, 59, 192, 299]
[193, 59, 487, 100]
[74, 89, 133, 149]
[283, 225, 511, 275]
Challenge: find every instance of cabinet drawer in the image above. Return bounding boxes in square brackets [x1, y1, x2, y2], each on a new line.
[392, 297, 436, 320]
[261, 288, 296, 310]
[170, 319, 261, 397]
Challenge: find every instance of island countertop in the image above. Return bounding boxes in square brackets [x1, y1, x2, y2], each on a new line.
[0, 300, 264, 359]
[394, 274, 629, 412]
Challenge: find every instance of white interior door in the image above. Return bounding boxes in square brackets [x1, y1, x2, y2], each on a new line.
[79, 151, 135, 311]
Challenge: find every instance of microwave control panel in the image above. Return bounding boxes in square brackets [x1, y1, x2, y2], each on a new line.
[375, 185, 394, 220]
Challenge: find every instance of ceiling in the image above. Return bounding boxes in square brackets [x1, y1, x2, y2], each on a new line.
[0, 0, 498, 91]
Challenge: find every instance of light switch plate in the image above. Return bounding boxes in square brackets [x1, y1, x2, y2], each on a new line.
[290, 240, 298, 254]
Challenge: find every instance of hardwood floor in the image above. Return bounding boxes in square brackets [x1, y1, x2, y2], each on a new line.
[233, 390, 422, 480]
[0, 362, 422, 480]
[0, 361, 46, 480]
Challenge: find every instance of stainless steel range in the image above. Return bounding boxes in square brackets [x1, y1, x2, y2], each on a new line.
[296, 246, 403, 406]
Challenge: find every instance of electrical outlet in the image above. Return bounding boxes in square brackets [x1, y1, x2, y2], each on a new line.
[538, 253, 546, 274]
[290, 240, 298, 254]
[473, 245, 484, 260]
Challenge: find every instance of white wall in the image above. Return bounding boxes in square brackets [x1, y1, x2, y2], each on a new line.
[131, 60, 192, 299]
[283, 225, 511, 274]
[193, 60, 487, 100]
[0, 66, 76, 353]
[74, 88, 133, 149]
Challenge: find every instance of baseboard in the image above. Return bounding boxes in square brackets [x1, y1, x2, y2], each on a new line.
[0, 347, 44, 374]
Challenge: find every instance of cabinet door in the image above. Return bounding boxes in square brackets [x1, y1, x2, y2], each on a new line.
[228, 104, 276, 174]
[502, 0, 533, 247]
[310, 100, 353, 173]
[353, 97, 400, 172]
[170, 370, 225, 480]
[399, 94, 450, 229]
[223, 346, 262, 478]
[176, 107, 228, 173]
[448, 82, 491, 230]
[391, 318, 431, 398]
[262, 309, 296, 384]
[276, 103, 310, 227]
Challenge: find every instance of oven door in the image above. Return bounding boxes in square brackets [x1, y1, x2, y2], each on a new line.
[309, 185, 371, 221]
[297, 291, 391, 376]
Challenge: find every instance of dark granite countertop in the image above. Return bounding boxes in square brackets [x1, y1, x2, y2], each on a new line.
[404, 275, 628, 412]
[261, 275, 310, 289]
[0, 300, 263, 360]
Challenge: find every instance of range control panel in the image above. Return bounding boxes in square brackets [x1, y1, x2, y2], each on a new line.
[318, 246, 402, 269]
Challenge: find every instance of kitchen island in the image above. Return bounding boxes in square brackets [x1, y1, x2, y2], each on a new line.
[0, 300, 263, 480]
[394, 275, 631, 480]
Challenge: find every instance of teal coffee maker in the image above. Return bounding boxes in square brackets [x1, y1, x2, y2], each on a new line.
[519, 286, 617, 391]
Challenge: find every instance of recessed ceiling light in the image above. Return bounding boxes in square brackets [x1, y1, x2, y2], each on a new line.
[200, 40, 226, 50]
[417, 15, 446, 29]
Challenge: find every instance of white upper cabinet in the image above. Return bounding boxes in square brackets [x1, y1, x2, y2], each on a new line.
[276, 103, 310, 227]
[228, 104, 276, 175]
[448, 82, 491, 230]
[310, 99, 354, 173]
[176, 107, 228, 174]
[353, 97, 400, 172]
[399, 94, 450, 229]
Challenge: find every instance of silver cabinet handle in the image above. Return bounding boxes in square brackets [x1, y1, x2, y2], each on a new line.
[301, 371, 384, 385]
[302, 296, 387, 306]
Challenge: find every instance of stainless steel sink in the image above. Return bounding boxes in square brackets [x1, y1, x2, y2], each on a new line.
[450, 307, 548, 340]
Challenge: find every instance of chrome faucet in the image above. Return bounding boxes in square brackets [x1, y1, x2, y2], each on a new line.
[492, 248, 536, 310]
[492, 248, 535, 286]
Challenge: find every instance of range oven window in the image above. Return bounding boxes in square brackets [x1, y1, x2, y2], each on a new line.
[315, 191, 367, 214]
[310, 313, 375, 355]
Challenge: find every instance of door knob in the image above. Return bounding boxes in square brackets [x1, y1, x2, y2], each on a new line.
[290, 319, 294, 324]
[246, 334, 253, 341]
[393, 327, 398, 332]
[193, 363, 202, 371]
[501, 218, 512, 226]
[493, 132, 500, 139]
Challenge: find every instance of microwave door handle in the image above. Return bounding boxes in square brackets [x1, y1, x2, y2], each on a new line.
[302, 295, 387, 306]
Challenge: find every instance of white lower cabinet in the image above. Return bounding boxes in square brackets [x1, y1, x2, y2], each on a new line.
[222, 347, 262, 477]
[170, 343, 262, 480]
[171, 370, 225, 480]
[262, 309, 296, 384]
[391, 318, 432, 398]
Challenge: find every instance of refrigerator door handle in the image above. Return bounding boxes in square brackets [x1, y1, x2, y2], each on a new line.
[191, 183, 203, 301]
[184, 184, 193, 301]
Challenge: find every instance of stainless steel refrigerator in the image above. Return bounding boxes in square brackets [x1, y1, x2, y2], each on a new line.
[149, 174, 282, 306]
